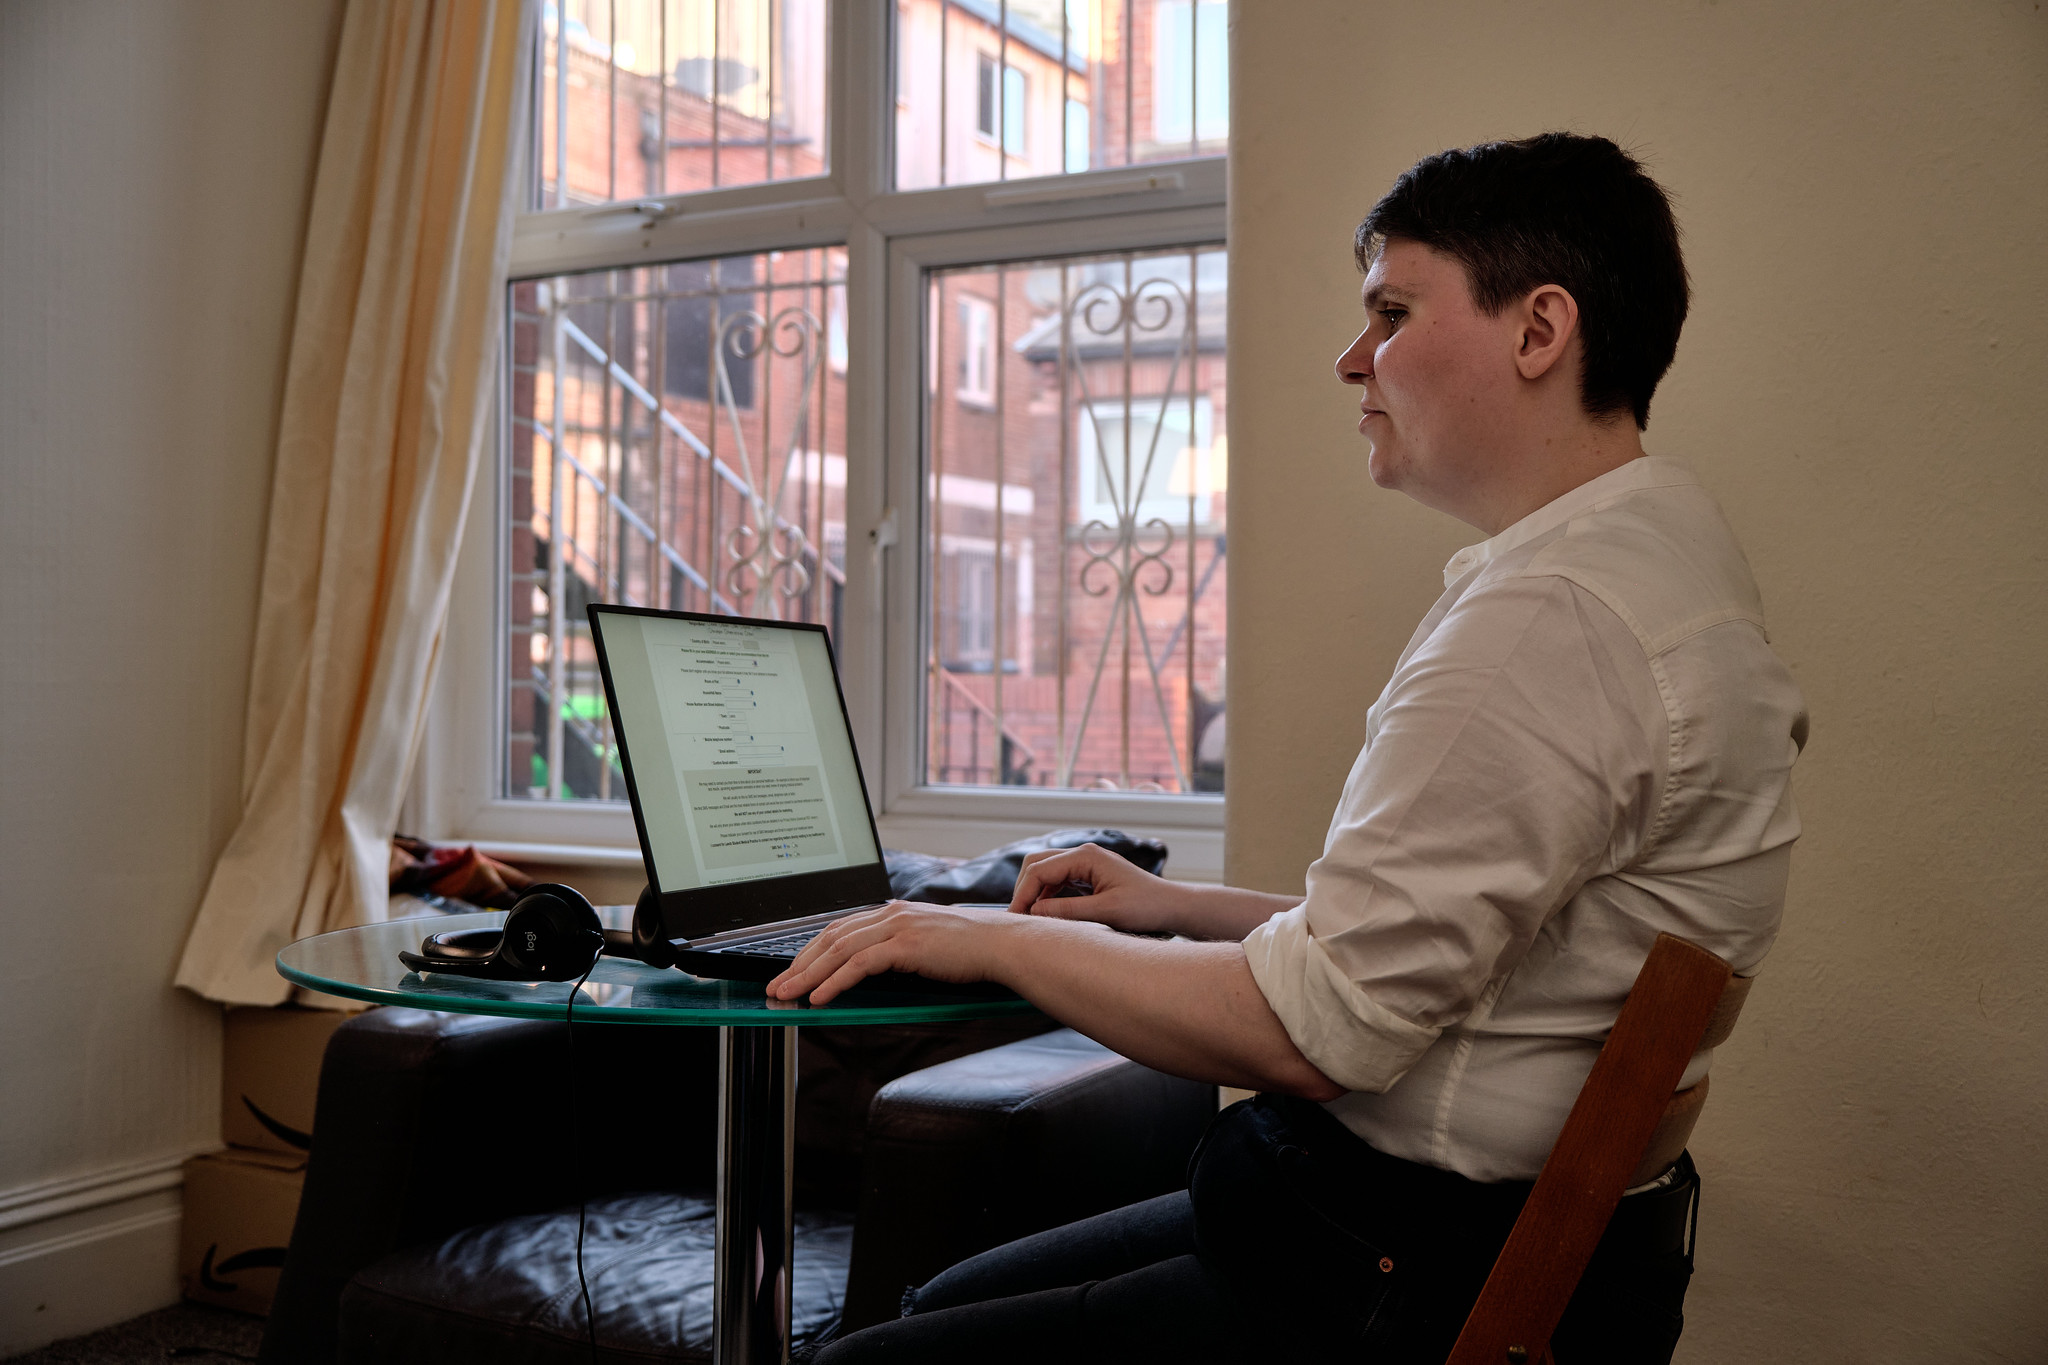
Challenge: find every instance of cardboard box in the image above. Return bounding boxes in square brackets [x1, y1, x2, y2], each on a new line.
[179, 1149, 306, 1316]
[221, 1004, 361, 1155]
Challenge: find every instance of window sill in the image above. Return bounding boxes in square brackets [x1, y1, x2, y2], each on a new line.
[878, 786, 1223, 883]
[470, 839, 646, 869]
[458, 809, 1223, 886]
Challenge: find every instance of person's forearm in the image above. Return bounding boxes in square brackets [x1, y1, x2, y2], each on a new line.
[1167, 883, 1301, 941]
[993, 916, 1341, 1099]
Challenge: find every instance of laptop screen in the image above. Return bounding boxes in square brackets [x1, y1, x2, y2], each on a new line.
[588, 606, 889, 939]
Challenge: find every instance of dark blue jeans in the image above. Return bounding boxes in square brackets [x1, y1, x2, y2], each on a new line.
[811, 1095, 1697, 1364]
[808, 1190, 1252, 1365]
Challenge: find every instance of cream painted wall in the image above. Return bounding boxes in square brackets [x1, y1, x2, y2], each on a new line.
[1227, 3, 2045, 1360]
[0, 0, 342, 1347]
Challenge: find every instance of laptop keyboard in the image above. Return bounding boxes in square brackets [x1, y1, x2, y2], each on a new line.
[722, 928, 824, 959]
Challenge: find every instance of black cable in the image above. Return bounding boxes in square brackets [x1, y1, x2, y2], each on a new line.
[566, 951, 601, 1364]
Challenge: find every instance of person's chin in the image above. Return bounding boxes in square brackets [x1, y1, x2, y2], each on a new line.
[1365, 444, 1403, 491]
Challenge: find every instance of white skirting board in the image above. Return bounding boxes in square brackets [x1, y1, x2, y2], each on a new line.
[0, 1155, 195, 1357]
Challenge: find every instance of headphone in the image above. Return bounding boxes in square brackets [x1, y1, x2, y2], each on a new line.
[399, 883, 607, 981]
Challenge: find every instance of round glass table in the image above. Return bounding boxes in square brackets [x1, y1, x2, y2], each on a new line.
[279, 911, 1039, 1365]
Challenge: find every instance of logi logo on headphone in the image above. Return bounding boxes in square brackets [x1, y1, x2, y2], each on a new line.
[525, 930, 539, 951]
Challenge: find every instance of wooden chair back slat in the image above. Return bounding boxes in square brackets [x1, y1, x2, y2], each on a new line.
[1698, 974, 1753, 1052]
[1630, 1075, 1707, 1187]
[1443, 934, 1734, 1365]
[1627, 972, 1752, 1184]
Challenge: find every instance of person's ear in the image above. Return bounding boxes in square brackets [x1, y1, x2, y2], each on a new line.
[1514, 284, 1579, 382]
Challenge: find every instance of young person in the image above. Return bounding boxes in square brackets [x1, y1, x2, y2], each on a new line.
[783, 133, 1806, 1364]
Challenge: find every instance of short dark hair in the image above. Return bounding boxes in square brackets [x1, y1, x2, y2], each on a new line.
[1356, 133, 1689, 429]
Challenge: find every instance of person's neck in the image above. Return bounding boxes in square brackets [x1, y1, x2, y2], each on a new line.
[1464, 419, 1647, 537]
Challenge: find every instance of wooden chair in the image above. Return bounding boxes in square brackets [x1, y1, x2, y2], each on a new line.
[1445, 934, 1754, 1365]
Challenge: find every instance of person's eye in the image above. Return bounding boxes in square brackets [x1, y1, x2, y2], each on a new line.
[1378, 308, 1407, 331]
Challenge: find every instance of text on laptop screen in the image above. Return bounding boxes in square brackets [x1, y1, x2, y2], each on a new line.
[593, 613, 881, 893]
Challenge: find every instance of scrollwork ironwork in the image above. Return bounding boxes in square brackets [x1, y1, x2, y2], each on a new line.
[1055, 269, 1198, 791]
[715, 304, 825, 615]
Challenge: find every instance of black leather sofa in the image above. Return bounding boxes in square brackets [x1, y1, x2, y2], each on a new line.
[260, 833, 1218, 1363]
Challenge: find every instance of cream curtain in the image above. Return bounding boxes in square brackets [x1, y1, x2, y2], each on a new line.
[176, 0, 531, 1004]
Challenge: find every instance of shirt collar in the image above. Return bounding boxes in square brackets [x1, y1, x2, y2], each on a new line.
[1442, 456, 1699, 586]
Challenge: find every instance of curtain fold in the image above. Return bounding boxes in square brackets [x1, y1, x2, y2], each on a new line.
[176, 0, 530, 1005]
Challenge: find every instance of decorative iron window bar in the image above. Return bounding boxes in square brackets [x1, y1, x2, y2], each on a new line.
[507, 252, 847, 801]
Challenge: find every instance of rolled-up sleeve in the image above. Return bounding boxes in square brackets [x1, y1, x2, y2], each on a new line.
[1244, 903, 1443, 1091]
[1244, 573, 1664, 1095]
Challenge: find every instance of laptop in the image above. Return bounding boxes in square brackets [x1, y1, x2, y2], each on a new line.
[587, 603, 1014, 997]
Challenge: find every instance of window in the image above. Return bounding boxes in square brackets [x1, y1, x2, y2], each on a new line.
[974, 55, 1026, 156]
[956, 295, 997, 406]
[1077, 395, 1218, 530]
[537, 0, 830, 203]
[976, 53, 997, 138]
[425, 0, 1228, 871]
[504, 252, 848, 800]
[827, 287, 849, 375]
[895, 0, 1229, 189]
[1064, 97, 1089, 173]
[921, 248, 1225, 797]
[1152, 0, 1227, 148]
[1004, 62, 1029, 157]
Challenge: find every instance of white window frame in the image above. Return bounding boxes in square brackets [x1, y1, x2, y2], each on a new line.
[417, 0, 1227, 880]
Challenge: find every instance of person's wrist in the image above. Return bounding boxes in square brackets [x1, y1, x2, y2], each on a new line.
[1155, 877, 1215, 929]
[978, 904, 1060, 984]
[987, 912, 1081, 986]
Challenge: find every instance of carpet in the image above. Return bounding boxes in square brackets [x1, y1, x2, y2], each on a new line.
[1, 1302, 263, 1365]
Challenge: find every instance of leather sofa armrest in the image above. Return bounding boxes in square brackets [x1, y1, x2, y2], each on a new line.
[838, 1028, 1218, 1331]
[261, 1008, 718, 1365]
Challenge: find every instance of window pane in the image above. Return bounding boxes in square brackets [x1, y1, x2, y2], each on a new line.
[924, 247, 1227, 794]
[505, 248, 849, 801]
[894, 0, 1228, 190]
[537, 0, 830, 209]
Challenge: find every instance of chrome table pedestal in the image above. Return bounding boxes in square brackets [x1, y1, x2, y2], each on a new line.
[716, 1025, 797, 1365]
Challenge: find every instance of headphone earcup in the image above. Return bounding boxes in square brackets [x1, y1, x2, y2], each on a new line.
[417, 927, 505, 961]
[403, 926, 511, 977]
[400, 947, 503, 977]
[632, 884, 678, 969]
[498, 884, 604, 979]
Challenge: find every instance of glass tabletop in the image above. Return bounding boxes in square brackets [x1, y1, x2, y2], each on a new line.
[277, 911, 1041, 1026]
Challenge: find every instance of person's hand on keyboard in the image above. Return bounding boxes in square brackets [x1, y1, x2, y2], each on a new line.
[766, 902, 1026, 1004]
[1007, 842, 1180, 933]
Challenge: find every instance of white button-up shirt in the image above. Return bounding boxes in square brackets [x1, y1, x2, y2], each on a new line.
[1243, 457, 1806, 1183]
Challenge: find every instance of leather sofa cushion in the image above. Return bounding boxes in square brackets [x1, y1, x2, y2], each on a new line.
[795, 1015, 1055, 1206]
[337, 1191, 852, 1363]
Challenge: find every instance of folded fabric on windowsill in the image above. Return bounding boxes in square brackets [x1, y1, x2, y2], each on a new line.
[388, 835, 536, 910]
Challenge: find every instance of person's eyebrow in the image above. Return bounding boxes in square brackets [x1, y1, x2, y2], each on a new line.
[1362, 281, 1416, 309]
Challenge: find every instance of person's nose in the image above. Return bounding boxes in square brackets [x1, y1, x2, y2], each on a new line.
[1335, 327, 1372, 386]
